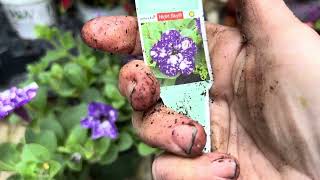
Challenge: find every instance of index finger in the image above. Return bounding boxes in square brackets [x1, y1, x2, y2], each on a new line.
[81, 16, 142, 55]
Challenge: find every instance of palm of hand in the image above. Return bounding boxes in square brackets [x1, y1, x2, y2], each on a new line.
[209, 12, 320, 180]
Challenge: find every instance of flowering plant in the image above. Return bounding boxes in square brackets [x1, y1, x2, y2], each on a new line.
[0, 83, 38, 120]
[0, 26, 157, 179]
[141, 18, 209, 86]
[80, 102, 119, 139]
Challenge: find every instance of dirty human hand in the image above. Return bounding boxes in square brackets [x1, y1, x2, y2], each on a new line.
[81, 0, 320, 179]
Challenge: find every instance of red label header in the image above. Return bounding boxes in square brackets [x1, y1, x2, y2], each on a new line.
[157, 11, 184, 21]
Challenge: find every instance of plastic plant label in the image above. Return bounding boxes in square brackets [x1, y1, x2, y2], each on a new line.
[135, 0, 213, 152]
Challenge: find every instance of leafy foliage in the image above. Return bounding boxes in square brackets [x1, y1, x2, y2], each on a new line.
[0, 26, 156, 179]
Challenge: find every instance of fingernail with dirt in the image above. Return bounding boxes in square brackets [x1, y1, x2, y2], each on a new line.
[172, 124, 198, 155]
[211, 158, 237, 179]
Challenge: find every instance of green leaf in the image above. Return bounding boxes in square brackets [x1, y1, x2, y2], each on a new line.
[180, 28, 202, 44]
[117, 132, 133, 152]
[52, 80, 77, 98]
[78, 37, 93, 56]
[29, 86, 47, 111]
[40, 113, 65, 141]
[66, 125, 87, 146]
[83, 139, 95, 159]
[58, 31, 75, 50]
[168, 18, 193, 29]
[41, 49, 68, 66]
[194, 50, 209, 80]
[76, 56, 96, 70]
[8, 114, 22, 125]
[144, 23, 162, 43]
[65, 145, 88, 157]
[81, 88, 104, 103]
[39, 131, 58, 153]
[111, 65, 120, 74]
[103, 83, 127, 108]
[15, 160, 61, 179]
[47, 160, 62, 178]
[35, 25, 59, 41]
[137, 143, 157, 156]
[38, 72, 51, 84]
[111, 100, 126, 109]
[15, 161, 38, 178]
[25, 129, 57, 153]
[160, 78, 177, 86]
[93, 138, 111, 160]
[66, 158, 82, 172]
[64, 63, 88, 89]
[103, 83, 126, 108]
[21, 144, 51, 162]
[7, 174, 23, 180]
[25, 129, 36, 143]
[142, 39, 156, 67]
[102, 70, 118, 85]
[50, 63, 64, 79]
[315, 19, 320, 31]
[141, 23, 160, 67]
[100, 144, 118, 165]
[59, 104, 87, 131]
[27, 64, 41, 75]
[118, 110, 132, 122]
[0, 143, 20, 171]
[91, 56, 110, 74]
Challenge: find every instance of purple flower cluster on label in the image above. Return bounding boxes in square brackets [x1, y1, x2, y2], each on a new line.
[81, 102, 119, 140]
[0, 83, 38, 119]
[150, 30, 197, 77]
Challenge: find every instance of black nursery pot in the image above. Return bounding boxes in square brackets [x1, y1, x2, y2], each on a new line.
[0, 41, 46, 85]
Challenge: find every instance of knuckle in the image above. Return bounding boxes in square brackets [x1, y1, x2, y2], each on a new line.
[119, 60, 160, 111]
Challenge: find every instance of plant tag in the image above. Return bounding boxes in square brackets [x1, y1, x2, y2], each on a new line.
[135, 0, 213, 152]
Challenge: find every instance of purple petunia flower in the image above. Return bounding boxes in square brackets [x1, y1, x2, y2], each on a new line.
[81, 102, 119, 140]
[150, 30, 197, 77]
[0, 82, 38, 119]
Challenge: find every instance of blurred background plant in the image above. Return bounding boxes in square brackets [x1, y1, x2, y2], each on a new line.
[0, 26, 157, 179]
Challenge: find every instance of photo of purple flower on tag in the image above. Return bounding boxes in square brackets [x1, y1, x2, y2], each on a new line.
[141, 18, 210, 86]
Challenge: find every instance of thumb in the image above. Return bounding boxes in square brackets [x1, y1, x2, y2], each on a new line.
[237, 0, 301, 41]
